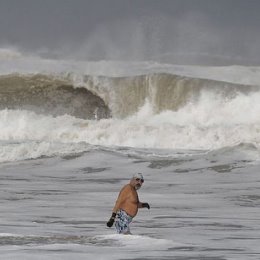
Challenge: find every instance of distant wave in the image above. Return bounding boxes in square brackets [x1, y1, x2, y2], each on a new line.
[1, 72, 259, 120]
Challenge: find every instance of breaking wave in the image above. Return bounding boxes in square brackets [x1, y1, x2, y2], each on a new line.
[0, 74, 111, 120]
[1, 64, 260, 162]
[0, 72, 259, 119]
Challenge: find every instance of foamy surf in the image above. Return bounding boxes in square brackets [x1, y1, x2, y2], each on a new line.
[94, 234, 183, 249]
[0, 232, 185, 249]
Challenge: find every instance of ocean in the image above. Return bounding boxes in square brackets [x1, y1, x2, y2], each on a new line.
[0, 51, 260, 260]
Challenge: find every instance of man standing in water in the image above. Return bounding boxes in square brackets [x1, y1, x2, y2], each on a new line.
[106, 173, 150, 234]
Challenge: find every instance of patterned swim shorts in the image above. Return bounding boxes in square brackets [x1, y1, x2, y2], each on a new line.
[115, 209, 133, 234]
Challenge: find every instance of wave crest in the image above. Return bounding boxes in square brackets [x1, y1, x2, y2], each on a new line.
[0, 74, 111, 119]
[83, 73, 259, 118]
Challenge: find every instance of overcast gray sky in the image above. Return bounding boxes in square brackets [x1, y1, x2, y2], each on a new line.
[0, 0, 260, 65]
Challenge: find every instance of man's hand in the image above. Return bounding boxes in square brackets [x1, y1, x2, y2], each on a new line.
[106, 212, 116, 227]
[142, 202, 150, 209]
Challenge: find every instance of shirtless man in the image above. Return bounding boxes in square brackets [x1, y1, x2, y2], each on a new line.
[106, 173, 150, 234]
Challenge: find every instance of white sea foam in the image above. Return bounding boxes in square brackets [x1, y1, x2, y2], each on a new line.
[1, 88, 260, 162]
[95, 234, 181, 249]
[0, 233, 23, 237]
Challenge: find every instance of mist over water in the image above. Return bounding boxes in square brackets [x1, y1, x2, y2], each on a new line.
[27, 12, 259, 66]
[2, 5, 260, 66]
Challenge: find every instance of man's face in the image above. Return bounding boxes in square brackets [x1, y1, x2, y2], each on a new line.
[134, 178, 144, 190]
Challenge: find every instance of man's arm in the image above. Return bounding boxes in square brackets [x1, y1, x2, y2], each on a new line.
[138, 201, 150, 209]
[106, 185, 129, 228]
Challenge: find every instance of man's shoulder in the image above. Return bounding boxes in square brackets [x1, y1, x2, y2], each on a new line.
[120, 183, 133, 192]
[122, 183, 131, 190]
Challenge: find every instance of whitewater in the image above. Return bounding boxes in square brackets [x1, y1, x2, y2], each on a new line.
[0, 50, 260, 260]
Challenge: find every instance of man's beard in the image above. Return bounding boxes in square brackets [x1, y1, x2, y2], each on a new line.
[135, 184, 141, 190]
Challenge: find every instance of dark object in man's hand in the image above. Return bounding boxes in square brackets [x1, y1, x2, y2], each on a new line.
[142, 203, 150, 209]
[106, 212, 116, 227]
